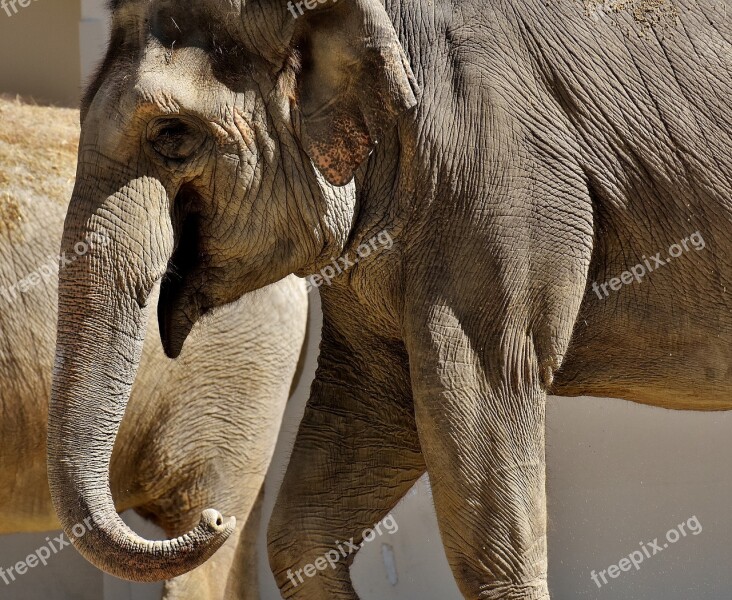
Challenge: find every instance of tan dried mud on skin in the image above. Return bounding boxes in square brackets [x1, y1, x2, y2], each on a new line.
[582, 0, 680, 30]
[0, 193, 22, 233]
[0, 94, 80, 217]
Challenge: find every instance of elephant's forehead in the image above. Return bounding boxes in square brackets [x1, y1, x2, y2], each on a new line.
[83, 0, 256, 116]
[107, 0, 248, 51]
[108, 0, 234, 21]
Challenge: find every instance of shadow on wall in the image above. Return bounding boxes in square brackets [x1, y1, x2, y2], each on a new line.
[1, 291, 731, 599]
[0, 0, 109, 106]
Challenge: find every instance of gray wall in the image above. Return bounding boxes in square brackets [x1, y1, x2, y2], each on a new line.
[0, 0, 82, 106]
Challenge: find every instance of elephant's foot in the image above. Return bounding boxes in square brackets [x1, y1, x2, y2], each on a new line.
[477, 579, 550, 600]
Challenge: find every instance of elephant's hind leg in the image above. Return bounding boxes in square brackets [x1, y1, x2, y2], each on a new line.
[268, 323, 426, 599]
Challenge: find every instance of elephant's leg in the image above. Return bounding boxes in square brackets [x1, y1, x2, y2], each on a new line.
[406, 303, 552, 600]
[151, 479, 265, 600]
[268, 325, 425, 599]
[223, 488, 263, 599]
[162, 522, 246, 600]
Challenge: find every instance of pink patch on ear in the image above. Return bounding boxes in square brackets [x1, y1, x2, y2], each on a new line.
[304, 115, 372, 186]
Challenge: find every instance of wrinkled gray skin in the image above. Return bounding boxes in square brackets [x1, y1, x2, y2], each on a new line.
[2, 191, 308, 599]
[55, 0, 731, 597]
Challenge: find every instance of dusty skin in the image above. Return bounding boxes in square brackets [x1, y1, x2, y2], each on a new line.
[583, 0, 676, 18]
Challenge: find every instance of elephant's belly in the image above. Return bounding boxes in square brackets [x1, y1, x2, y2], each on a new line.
[0, 452, 59, 533]
[552, 294, 732, 411]
[0, 388, 59, 533]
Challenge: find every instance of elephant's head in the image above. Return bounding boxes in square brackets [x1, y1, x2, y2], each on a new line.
[48, 0, 418, 583]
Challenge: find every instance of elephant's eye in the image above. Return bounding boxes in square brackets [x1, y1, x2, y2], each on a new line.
[148, 117, 207, 162]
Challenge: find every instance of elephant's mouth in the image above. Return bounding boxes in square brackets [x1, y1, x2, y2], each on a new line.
[158, 189, 207, 359]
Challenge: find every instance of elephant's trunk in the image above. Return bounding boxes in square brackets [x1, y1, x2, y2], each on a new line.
[47, 168, 235, 582]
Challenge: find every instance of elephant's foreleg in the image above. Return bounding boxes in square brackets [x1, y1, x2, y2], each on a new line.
[268, 324, 425, 599]
[407, 305, 551, 600]
[162, 521, 246, 600]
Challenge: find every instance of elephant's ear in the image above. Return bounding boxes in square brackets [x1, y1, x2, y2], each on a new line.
[292, 0, 420, 186]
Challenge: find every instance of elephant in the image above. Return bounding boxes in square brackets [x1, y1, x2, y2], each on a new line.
[0, 97, 308, 599]
[50, 0, 731, 598]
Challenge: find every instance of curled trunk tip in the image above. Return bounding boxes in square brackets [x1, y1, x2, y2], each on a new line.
[66, 508, 237, 582]
[201, 509, 232, 531]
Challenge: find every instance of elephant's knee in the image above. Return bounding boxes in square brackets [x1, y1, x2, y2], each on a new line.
[477, 580, 550, 600]
[268, 500, 333, 592]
